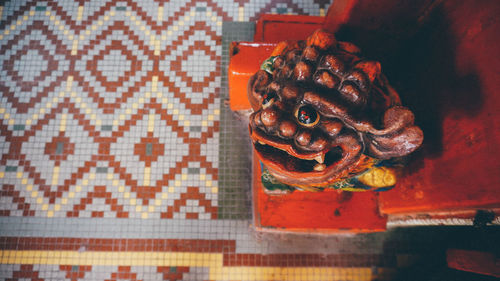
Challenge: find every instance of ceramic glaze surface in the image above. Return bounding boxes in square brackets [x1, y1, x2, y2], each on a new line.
[248, 30, 423, 189]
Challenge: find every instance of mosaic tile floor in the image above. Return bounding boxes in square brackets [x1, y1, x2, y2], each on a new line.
[1, 1, 498, 281]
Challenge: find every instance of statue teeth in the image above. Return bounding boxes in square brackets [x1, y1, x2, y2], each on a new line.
[258, 141, 266, 145]
[314, 154, 325, 164]
[313, 163, 326, 171]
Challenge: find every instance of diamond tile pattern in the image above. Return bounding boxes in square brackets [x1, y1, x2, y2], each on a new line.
[0, 1, 431, 280]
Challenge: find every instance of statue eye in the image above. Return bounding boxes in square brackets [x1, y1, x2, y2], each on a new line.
[261, 92, 276, 109]
[295, 105, 319, 127]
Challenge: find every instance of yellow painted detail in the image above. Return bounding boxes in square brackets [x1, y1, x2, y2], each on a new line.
[51, 166, 60, 185]
[77, 6, 84, 21]
[59, 114, 67, 131]
[358, 167, 397, 188]
[238, 7, 244, 21]
[0, 251, 223, 268]
[144, 167, 151, 186]
[152, 75, 158, 91]
[71, 40, 78, 55]
[157, 6, 163, 21]
[148, 113, 155, 132]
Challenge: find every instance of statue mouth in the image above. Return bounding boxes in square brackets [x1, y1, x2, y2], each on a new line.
[253, 141, 342, 174]
[249, 125, 356, 187]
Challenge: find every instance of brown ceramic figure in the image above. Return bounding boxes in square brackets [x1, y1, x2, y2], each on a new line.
[248, 29, 423, 191]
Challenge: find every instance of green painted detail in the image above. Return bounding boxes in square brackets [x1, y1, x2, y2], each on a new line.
[56, 142, 64, 154]
[5, 166, 18, 172]
[170, 266, 177, 273]
[188, 168, 200, 174]
[261, 168, 294, 192]
[260, 159, 399, 193]
[35, 6, 46, 11]
[277, 7, 288, 14]
[101, 125, 113, 131]
[13, 125, 25, 131]
[146, 143, 153, 156]
[190, 126, 202, 132]
[260, 56, 277, 74]
[116, 6, 127, 11]
[71, 265, 79, 272]
[96, 167, 108, 173]
[195, 7, 206, 12]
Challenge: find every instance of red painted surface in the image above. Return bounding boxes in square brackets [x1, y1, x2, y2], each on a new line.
[229, 0, 500, 231]
[375, 0, 500, 214]
[447, 249, 500, 278]
[254, 14, 324, 43]
[228, 42, 277, 111]
[252, 153, 387, 233]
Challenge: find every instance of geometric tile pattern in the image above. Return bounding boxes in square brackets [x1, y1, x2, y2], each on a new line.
[0, 0, 326, 221]
[1, 1, 326, 222]
[2, 2, 497, 281]
[0, 0, 230, 220]
[0, 1, 437, 281]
